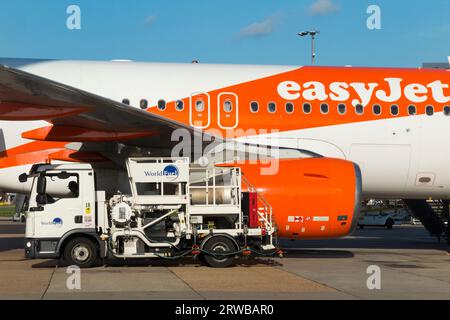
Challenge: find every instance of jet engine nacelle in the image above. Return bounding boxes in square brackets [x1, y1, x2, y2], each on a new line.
[231, 157, 362, 239]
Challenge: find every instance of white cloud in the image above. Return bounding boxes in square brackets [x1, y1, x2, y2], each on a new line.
[143, 15, 157, 27]
[239, 15, 281, 38]
[309, 0, 340, 16]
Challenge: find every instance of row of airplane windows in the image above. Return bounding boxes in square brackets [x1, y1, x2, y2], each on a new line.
[249, 102, 450, 117]
[122, 98, 450, 117]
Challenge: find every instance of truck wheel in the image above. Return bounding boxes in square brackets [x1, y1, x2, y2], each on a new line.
[64, 237, 98, 268]
[202, 236, 236, 268]
[386, 219, 394, 230]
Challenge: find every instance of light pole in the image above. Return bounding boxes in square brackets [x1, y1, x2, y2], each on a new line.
[297, 30, 320, 65]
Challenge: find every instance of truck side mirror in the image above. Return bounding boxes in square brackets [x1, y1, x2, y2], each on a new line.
[18, 173, 28, 183]
[36, 176, 46, 195]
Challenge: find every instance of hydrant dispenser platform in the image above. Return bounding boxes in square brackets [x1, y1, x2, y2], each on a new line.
[24, 157, 277, 268]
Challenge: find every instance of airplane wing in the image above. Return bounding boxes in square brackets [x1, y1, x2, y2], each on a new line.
[0, 65, 309, 166]
[0, 64, 213, 153]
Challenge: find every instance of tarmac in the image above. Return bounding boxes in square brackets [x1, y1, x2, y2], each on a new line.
[0, 217, 449, 300]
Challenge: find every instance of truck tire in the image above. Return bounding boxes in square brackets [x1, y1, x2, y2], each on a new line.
[202, 236, 237, 268]
[64, 237, 98, 268]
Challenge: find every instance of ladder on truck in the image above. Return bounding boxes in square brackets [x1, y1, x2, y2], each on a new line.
[242, 176, 276, 250]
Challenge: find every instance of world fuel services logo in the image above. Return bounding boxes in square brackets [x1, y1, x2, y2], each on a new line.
[52, 218, 63, 227]
[144, 165, 180, 181]
[41, 217, 63, 228]
[163, 165, 179, 180]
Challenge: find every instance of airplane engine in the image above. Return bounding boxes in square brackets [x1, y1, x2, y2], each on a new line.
[231, 157, 362, 239]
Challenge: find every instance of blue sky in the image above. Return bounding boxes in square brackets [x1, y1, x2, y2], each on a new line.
[0, 0, 449, 67]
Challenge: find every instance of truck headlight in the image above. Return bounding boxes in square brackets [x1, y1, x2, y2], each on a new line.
[26, 241, 32, 248]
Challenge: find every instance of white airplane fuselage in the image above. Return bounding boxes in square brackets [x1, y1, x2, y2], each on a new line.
[1, 59, 449, 200]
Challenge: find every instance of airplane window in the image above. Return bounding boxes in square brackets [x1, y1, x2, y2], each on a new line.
[320, 103, 329, 114]
[250, 101, 259, 113]
[426, 105, 434, 116]
[373, 104, 381, 115]
[195, 100, 205, 112]
[391, 105, 399, 116]
[303, 103, 312, 114]
[268, 102, 276, 113]
[122, 98, 130, 105]
[158, 99, 167, 111]
[285, 102, 294, 114]
[444, 106, 450, 116]
[408, 105, 416, 115]
[338, 104, 346, 115]
[223, 100, 233, 113]
[176, 100, 184, 111]
[140, 99, 148, 110]
[355, 104, 364, 115]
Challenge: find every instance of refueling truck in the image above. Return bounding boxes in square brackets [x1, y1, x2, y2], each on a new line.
[23, 157, 277, 268]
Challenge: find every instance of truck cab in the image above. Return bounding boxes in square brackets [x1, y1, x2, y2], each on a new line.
[25, 163, 100, 262]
